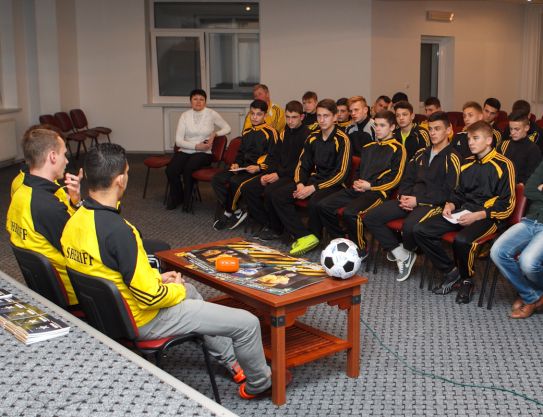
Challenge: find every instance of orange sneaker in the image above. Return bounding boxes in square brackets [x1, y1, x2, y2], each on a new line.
[238, 370, 292, 400]
[230, 362, 246, 384]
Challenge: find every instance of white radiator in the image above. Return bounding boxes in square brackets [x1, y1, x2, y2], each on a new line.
[0, 118, 17, 164]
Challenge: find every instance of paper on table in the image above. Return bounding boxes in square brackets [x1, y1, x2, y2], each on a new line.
[443, 209, 472, 224]
[229, 167, 248, 172]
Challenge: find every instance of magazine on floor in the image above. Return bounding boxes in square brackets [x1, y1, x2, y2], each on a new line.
[178, 240, 327, 295]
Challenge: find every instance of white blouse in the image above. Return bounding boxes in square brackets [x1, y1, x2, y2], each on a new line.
[175, 108, 231, 154]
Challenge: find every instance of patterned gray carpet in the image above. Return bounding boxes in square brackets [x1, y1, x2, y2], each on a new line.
[1, 154, 542, 416]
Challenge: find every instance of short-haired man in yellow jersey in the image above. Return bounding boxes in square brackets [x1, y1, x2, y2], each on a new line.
[7, 127, 82, 306]
[61, 143, 275, 400]
[242, 84, 285, 133]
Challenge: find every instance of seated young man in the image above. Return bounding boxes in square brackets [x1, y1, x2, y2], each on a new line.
[241, 100, 310, 241]
[502, 99, 543, 153]
[364, 112, 460, 282]
[393, 101, 430, 160]
[419, 97, 454, 141]
[270, 99, 351, 256]
[212, 99, 277, 230]
[490, 160, 543, 319]
[370, 95, 391, 118]
[346, 96, 376, 157]
[498, 111, 542, 184]
[414, 121, 516, 304]
[482, 97, 501, 127]
[302, 91, 318, 129]
[391, 92, 408, 106]
[61, 143, 274, 399]
[242, 84, 285, 133]
[318, 110, 406, 258]
[336, 97, 352, 131]
[7, 126, 82, 306]
[452, 101, 501, 159]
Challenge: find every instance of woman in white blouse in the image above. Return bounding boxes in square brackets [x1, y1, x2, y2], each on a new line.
[166, 89, 231, 211]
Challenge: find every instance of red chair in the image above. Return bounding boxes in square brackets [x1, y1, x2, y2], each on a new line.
[54, 112, 89, 159]
[480, 183, 527, 309]
[67, 268, 220, 403]
[495, 110, 508, 125]
[447, 111, 464, 130]
[414, 114, 428, 125]
[191, 137, 241, 210]
[70, 109, 112, 143]
[142, 154, 173, 200]
[536, 119, 543, 130]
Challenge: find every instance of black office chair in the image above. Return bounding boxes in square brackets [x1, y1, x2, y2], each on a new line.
[10, 244, 84, 318]
[67, 267, 221, 403]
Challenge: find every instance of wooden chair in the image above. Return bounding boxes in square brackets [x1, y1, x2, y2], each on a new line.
[54, 112, 89, 159]
[70, 109, 112, 143]
[67, 268, 221, 403]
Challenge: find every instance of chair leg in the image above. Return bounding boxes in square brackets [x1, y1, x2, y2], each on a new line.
[364, 235, 372, 273]
[199, 340, 221, 404]
[154, 350, 163, 368]
[419, 255, 426, 289]
[76, 141, 82, 159]
[143, 167, 151, 198]
[487, 265, 499, 310]
[372, 241, 380, 275]
[478, 257, 492, 308]
[163, 180, 169, 205]
[426, 258, 434, 291]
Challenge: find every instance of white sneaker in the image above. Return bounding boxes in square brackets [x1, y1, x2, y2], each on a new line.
[396, 252, 417, 282]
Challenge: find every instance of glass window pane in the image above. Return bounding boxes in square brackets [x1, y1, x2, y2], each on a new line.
[154, 2, 259, 29]
[156, 36, 201, 97]
[209, 33, 259, 100]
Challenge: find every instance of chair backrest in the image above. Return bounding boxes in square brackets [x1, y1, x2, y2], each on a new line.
[414, 114, 427, 124]
[347, 156, 361, 186]
[10, 244, 70, 309]
[508, 183, 527, 226]
[496, 110, 508, 125]
[536, 119, 543, 130]
[67, 268, 138, 340]
[223, 137, 241, 165]
[211, 135, 227, 163]
[447, 111, 464, 129]
[54, 112, 75, 133]
[69, 109, 89, 130]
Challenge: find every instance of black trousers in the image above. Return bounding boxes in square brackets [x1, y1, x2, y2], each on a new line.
[413, 212, 501, 279]
[364, 200, 437, 251]
[165, 151, 212, 206]
[318, 189, 384, 250]
[271, 180, 342, 240]
[211, 169, 260, 213]
[241, 176, 292, 232]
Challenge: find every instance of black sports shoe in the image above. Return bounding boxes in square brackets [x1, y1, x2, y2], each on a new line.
[229, 210, 248, 230]
[257, 227, 281, 241]
[432, 267, 461, 295]
[455, 279, 474, 304]
[213, 214, 232, 231]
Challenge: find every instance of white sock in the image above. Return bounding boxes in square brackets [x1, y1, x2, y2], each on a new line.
[391, 245, 410, 262]
[224, 211, 232, 218]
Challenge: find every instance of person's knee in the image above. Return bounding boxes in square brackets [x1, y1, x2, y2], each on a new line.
[237, 310, 260, 333]
[363, 209, 380, 227]
[518, 252, 541, 275]
[412, 222, 427, 239]
[490, 238, 510, 264]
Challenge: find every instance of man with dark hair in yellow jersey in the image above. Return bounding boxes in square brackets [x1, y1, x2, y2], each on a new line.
[242, 84, 285, 133]
[7, 127, 82, 306]
[61, 143, 275, 400]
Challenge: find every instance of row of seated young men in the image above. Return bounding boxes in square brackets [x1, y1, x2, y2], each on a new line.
[7, 129, 279, 399]
[210, 94, 543, 316]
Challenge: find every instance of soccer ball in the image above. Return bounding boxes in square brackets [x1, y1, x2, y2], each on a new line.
[320, 238, 363, 279]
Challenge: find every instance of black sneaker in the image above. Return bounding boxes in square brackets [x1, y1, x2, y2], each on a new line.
[257, 227, 281, 241]
[213, 214, 232, 231]
[359, 248, 369, 263]
[455, 279, 474, 304]
[432, 267, 461, 295]
[229, 210, 248, 230]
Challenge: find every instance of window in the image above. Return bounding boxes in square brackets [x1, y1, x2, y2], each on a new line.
[150, 1, 260, 102]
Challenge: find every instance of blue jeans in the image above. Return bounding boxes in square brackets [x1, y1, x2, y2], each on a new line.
[490, 218, 543, 304]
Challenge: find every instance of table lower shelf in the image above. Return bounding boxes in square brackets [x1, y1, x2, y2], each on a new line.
[210, 296, 351, 368]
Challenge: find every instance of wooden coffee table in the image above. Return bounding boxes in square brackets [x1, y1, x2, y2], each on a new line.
[156, 238, 368, 405]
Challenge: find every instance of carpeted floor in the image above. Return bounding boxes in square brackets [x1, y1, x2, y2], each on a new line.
[1, 154, 542, 416]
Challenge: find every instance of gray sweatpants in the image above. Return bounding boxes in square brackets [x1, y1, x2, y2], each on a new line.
[138, 283, 271, 393]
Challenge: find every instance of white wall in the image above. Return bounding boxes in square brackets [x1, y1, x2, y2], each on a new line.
[372, 0, 524, 112]
[260, 0, 373, 108]
[75, 0, 163, 152]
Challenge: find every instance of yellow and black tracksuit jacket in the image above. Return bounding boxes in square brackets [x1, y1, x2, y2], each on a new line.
[294, 126, 351, 190]
[501, 120, 542, 153]
[393, 123, 430, 160]
[61, 199, 185, 328]
[358, 138, 407, 198]
[10, 166, 28, 198]
[303, 112, 317, 127]
[243, 103, 285, 133]
[265, 124, 309, 178]
[450, 149, 516, 221]
[399, 145, 461, 206]
[336, 119, 352, 132]
[6, 173, 78, 305]
[237, 123, 278, 171]
[498, 138, 542, 184]
[452, 128, 502, 160]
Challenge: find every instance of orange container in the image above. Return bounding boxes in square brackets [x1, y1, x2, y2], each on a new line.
[215, 256, 239, 273]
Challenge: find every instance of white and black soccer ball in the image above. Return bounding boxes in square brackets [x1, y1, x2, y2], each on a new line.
[320, 238, 363, 279]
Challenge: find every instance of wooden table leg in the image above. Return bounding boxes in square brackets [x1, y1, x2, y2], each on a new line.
[347, 289, 361, 377]
[270, 307, 286, 405]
